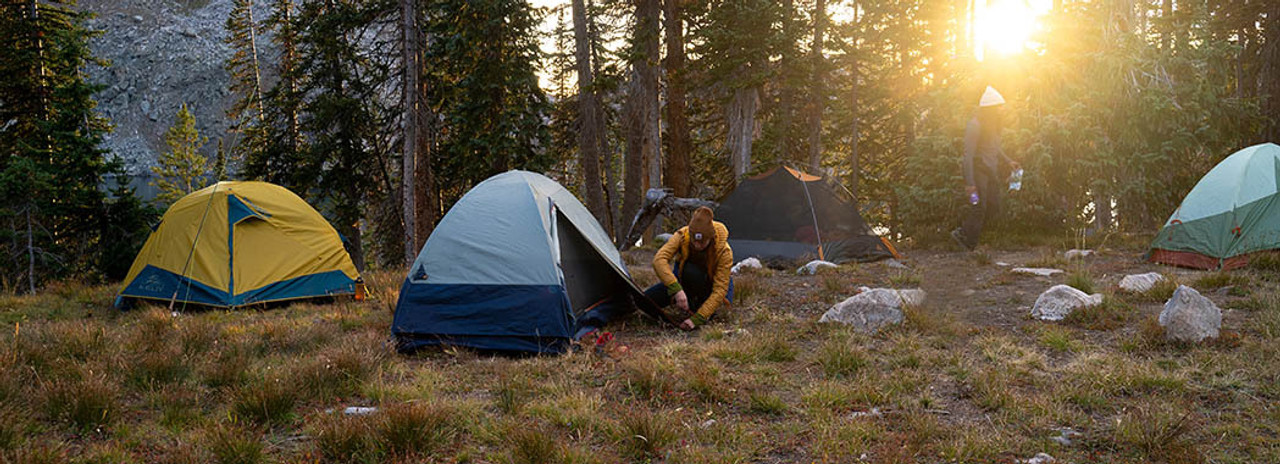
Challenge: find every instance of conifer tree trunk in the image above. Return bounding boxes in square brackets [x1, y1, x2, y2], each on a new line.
[1262, 1, 1280, 141]
[727, 83, 759, 181]
[572, 0, 609, 228]
[808, 0, 826, 173]
[244, 0, 265, 121]
[778, 0, 797, 160]
[401, 0, 419, 266]
[278, 0, 301, 151]
[663, 0, 691, 197]
[848, 3, 860, 198]
[622, 0, 660, 246]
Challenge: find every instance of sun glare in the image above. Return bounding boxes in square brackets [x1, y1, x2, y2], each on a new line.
[974, 0, 1052, 61]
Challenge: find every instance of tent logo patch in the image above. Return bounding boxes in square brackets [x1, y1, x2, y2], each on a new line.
[140, 275, 167, 293]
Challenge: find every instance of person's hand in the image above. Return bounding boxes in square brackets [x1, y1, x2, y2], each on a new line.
[965, 185, 977, 196]
[680, 318, 696, 331]
[674, 290, 688, 312]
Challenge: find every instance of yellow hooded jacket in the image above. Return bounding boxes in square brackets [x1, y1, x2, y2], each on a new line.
[652, 221, 733, 325]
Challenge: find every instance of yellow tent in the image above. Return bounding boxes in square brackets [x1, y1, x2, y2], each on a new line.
[117, 181, 360, 309]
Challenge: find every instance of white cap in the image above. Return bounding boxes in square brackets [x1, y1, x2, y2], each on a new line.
[979, 86, 1005, 107]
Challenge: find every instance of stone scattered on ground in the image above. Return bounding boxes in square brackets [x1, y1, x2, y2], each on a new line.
[1064, 249, 1094, 260]
[995, 261, 1011, 266]
[797, 260, 839, 275]
[883, 258, 909, 269]
[1119, 272, 1165, 293]
[342, 407, 377, 415]
[731, 257, 763, 274]
[1051, 427, 1081, 446]
[846, 407, 884, 419]
[1160, 285, 1221, 343]
[819, 287, 926, 334]
[1021, 453, 1056, 464]
[1031, 284, 1103, 321]
[854, 286, 927, 308]
[1013, 267, 1065, 277]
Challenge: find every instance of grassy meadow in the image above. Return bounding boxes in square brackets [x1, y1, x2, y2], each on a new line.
[0, 243, 1278, 463]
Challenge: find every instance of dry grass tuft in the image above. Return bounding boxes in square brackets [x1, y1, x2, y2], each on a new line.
[39, 369, 119, 430]
[616, 407, 678, 461]
[205, 424, 267, 464]
[376, 401, 458, 458]
[230, 376, 297, 427]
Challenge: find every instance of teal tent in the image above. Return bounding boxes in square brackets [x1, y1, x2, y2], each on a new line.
[1150, 142, 1280, 270]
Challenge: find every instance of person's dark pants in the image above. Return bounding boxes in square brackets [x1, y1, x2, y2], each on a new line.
[643, 261, 713, 318]
[959, 170, 1002, 249]
[573, 261, 723, 339]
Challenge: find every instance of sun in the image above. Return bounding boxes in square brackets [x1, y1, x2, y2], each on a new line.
[974, 0, 1052, 61]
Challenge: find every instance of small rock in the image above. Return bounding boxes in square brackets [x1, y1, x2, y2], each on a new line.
[1031, 284, 1103, 321]
[655, 233, 672, 243]
[1160, 285, 1221, 343]
[961, 289, 976, 296]
[1119, 272, 1165, 293]
[1022, 453, 1055, 464]
[1064, 249, 1094, 260]
[846, 407, 883, 419]
[140, 100, 151, 116]
[721, 328, 749, 337]
[700, 419, 717, 428]
[853, 286, 927, 308]
[1013, 267, 1064, 277]
[883, 258, 909, 270]
[995, 261, 1010, 267]
[132, 15, 143, 22]
[1050, 427, 1081, 446]
[797, 260, 838, 275]
[731, 257, 762, 274]
[819, 289, 912, 334]
[343, 406, 377, 415]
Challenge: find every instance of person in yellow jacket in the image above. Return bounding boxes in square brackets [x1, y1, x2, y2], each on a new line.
[646, 206, 734, 330]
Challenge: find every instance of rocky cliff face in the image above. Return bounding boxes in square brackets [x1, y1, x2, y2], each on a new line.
[81, 0, 270, 195]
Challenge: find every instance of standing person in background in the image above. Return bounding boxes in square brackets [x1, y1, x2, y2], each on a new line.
[952, 86, 1020, 251]
[648, 206, 733, 330]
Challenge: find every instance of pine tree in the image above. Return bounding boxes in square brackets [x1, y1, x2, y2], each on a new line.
[225, 0, 266, 166]
[151, 103, 210, 205]
[425, 0, 551, 211]
[0, 0, 116, 290]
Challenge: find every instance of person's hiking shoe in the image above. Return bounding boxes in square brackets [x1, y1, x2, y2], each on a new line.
[951, 229, 973, 252]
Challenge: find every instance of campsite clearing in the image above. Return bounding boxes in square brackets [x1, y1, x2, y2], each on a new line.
[2, 240, 1278, 463]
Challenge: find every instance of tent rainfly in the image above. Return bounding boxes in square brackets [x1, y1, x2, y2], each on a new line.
[117, 181, 361, 309]
[1150, 142, 1280, 270]
[715, 166, 900, 264]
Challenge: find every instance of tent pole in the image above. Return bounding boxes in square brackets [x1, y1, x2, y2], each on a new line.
[169, 184, 221, 312]
[794, 164, 825, 261]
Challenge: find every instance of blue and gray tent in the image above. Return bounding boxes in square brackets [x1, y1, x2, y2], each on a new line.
[392, 171, 664, 354]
